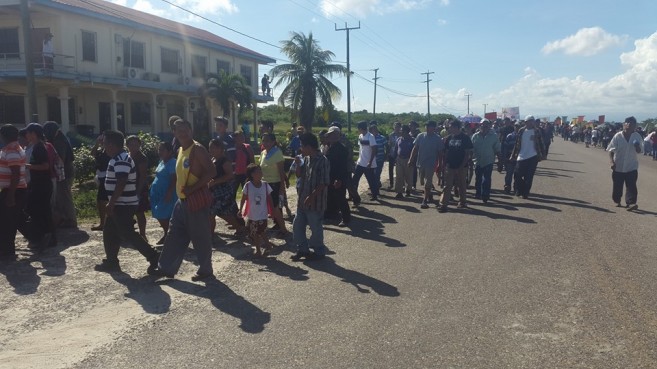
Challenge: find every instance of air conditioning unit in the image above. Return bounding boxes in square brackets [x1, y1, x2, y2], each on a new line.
[188, 99, 198, 112]
[124, 67, 138, 79]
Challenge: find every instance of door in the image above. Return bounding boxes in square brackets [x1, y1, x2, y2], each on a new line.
[99, 102, 111, 133]
[31, 28, 51, 68]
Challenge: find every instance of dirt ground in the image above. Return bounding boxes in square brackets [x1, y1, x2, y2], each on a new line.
[0, 169, 385, 369]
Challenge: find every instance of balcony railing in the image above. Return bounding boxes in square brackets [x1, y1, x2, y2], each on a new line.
[0, 51, 75, 72]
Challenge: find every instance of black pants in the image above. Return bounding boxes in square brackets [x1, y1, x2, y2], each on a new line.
[326, 183, 351, 223]
[103, 205, 158, 263]
[388, 158, 395, 187]
[514, 156, 539, 197]
[24, 178, 54, 241]
[612, 170, 638, 205]
[0, 189, 27, 259]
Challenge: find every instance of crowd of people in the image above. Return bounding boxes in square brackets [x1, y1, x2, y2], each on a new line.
[0, 113, 646, 280]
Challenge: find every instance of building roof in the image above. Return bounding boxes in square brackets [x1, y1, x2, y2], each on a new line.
[34, 0, 276, 64]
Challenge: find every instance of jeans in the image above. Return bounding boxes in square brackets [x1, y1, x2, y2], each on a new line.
[293, 208, 326, 256]
[504, 162, 516, 192]
[514, 156, 539, 197]
[612, 170, 638, 205]
[352, 165, 379, 201]
[474, 164, 494, 200]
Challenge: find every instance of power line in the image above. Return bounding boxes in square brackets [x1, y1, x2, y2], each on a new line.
[159, 0, 280, 49]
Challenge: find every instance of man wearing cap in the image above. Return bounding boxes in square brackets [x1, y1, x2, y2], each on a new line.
[43, 32, 54, 69]
[214, 116, 236, 162]
[607, 116, 642, 210]
[324, 126, 351, 226]
[471, 119, 501, 203]
[510, 115, 546, 199]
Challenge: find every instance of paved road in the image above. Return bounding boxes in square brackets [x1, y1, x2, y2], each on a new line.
[2, 138, 657, 368]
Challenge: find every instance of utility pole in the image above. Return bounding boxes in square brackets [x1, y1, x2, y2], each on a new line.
[465, 93, 472, 115]
[20, 0, 38, 121]
[372, 68, 380, 118]
[421, 71, 434, 117]
[483, 103, 487, 115]
[335, 22, 360, 132]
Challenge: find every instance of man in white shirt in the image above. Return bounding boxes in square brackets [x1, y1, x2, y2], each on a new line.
[351, 120, 379, 206]
[607, 116, 642, 210]
[510, 115, 546, 199]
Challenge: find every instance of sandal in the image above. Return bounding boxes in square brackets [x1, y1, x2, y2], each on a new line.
[91, 225, 104, 231]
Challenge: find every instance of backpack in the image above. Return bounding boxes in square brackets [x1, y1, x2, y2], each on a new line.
[45, 142, 65, 181]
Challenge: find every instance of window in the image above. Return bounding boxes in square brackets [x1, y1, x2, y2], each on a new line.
[0, 28, 19, 58]
[217, 60, 230, 75]
[130, 101, 151, 126]
[0, 95, 25, 124]
[123, 38, 144, 68]
[191, 55, 206, 78]
[240, 65, 252, 86]
[81, 30, 96, 62]
[161, 48, 179, 74]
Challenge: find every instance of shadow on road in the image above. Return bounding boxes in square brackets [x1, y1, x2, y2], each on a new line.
[376, 198, 422, 213]
[528, 194, 615, 213]
[111, 272, 171, 314]
[0, 259, 41, 295]
[303, 256, 400, 297]
[253, 257, 309, 281]
[448, 204, 537, 223]
[164, 278, 271, 334]
[546, 159, 584, 164]
[329, 214, 407, 248]
[534, 169, 573, 179]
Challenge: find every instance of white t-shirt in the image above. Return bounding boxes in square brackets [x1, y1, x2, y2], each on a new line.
[607, 131, 643, 173]
[242, 180, 272, 221]
[517, 128, 538, 161]
[356, 132, 377, 168]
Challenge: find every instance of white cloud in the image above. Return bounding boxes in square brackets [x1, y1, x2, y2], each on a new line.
[320, 0, 435, 18]
[367, 31, 657, 121]
[542, 27, 628, 56]
[108, 0, 238, 23]
[437, 18, 447, 26]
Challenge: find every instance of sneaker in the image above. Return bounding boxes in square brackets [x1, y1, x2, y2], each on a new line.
[627, 204, 638, 211]
[438, 206, 447, 213]
[395, 193, 404, 199]
[457, 203, 467, 209]
[148, 267, 174, 278]
[369, 196, 378, 201]
[420, 202, 429, 209]
[94, 259, 121, 272]
[305, 252, 325, 261]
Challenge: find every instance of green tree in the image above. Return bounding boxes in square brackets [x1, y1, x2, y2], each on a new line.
[270, 31, 348, 131]
[203, 71, 253, 120]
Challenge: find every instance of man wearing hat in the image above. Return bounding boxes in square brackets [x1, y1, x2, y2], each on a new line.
[510, 115, 546, 199]
[324, 125, 350, 226]
[43, 32, 54, 69]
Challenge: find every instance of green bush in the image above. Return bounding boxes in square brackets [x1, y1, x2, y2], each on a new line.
[73, 145, 96, 186]
[135, 131, 162, 170]
[72, 182, 98, 220]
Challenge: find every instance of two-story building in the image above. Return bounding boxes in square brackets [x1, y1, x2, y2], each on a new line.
[0, 0, 275, 136]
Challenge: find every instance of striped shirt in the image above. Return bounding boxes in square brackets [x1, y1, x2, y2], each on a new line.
[297, 153, 329, 212]
[374, 133, 386, 164]
[104, 151, 138, 206]
[0, 141, 27, 189]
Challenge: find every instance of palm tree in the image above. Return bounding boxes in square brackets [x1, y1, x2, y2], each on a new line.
[203, 71, 253, 129]
[270, 32, 348, 130]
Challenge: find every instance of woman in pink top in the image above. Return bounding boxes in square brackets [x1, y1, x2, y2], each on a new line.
[0, 124, 28, 261]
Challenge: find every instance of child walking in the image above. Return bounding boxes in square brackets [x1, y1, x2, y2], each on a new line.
[240, 164, 274, 258]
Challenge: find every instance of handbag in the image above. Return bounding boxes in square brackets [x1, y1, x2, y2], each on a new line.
[183, 144, 214, 212]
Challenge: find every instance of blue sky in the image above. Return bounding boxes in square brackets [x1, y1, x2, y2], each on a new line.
[110, 0, 657, 122]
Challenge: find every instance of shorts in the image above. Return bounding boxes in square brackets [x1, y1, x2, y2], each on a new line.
[418, 167, 435, 190]
[96, 179, 109, 202]
[269, 181, 282, 208]
[247, 219, 268, 240]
